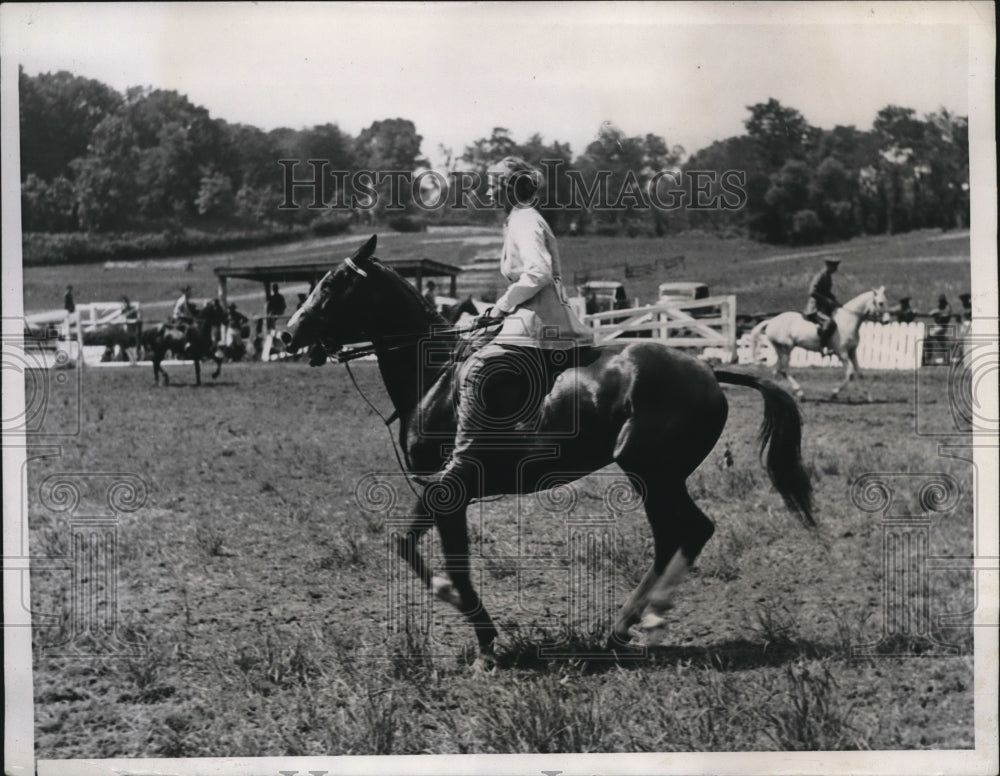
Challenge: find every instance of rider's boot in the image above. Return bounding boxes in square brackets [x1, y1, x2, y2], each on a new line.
[413, 358, 486, 500]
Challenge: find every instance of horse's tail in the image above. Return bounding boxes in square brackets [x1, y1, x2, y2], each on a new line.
[749, 318, 770, 363]
[714, 369, 815, 527]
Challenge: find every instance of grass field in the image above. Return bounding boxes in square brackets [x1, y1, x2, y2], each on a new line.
[20, 227, 977, 758]
[21, 226, 971, 322]
[26, 360, 975, 757]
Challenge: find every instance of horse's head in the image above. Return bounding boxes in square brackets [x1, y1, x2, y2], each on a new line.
[869, 286, 888, 320]
[282, 235, 380, 360]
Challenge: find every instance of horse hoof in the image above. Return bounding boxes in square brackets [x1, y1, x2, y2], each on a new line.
[606, 634, 645, 659]
[432, 576, 462, 608]
[638, 611, 670, 646]
[472, 651, 498, 673]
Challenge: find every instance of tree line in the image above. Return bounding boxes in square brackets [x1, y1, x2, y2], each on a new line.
[20, 68, 968, 245]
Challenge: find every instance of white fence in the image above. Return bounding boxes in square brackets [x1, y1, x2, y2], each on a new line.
[739, 321, 927, 369]
[24, 303, 143, 367]
[583, 295, 739, 362]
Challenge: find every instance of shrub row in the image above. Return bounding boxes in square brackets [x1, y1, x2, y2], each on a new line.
[21, 228, 311, 267]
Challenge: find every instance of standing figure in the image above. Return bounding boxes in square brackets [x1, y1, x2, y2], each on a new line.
[423, 280, 438, 311]
[266, 283, 287, 332]
[121, 296, 140, 361]
[204, 298, 227, 352]
[889, 295, 918, 323]
[958, 292, 972, 323]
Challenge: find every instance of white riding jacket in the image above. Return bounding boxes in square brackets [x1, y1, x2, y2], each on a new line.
[492, 207, 593, 349]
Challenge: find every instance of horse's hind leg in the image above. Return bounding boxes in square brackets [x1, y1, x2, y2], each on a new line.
[212, 356, 222, 379]
[153, 351, 168, 385]
[611, 477, 714, 646]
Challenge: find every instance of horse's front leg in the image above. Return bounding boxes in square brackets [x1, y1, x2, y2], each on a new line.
[846, 348, 871, 402]
[424, 489, 499, 666]
[831, 349, 856, 399]
[393, 498, 435, 589]
[194, 357, 202, 386]
[211, 355, 222, 380]
[774, 347, 803, 400]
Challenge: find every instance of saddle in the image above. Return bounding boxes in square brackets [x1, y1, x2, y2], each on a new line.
[458, 341, 600, 434]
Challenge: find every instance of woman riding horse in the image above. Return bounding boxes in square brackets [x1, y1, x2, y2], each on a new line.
[416, 157, 594, 492]
[283, 232, 814, 666]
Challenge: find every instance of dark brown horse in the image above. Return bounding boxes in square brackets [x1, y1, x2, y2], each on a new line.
[143, 311, 223, 386]
[283, 236, 813, 665]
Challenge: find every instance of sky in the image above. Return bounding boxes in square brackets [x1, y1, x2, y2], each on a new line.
[2, 2, 980, 168]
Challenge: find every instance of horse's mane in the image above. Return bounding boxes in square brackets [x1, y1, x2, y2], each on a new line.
[369, 257, 449, 329]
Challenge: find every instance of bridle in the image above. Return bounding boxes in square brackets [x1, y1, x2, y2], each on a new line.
[311, 255, 504, 494]
[317, 256, 504, 363]
[841, 290, 885, 322]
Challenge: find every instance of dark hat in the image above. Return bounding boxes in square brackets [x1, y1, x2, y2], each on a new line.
[900, 296, 911, 303]
[959, 292, 971, 303]
[824, 258, 841, 266]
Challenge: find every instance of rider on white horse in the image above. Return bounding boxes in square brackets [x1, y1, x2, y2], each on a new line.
[804, 258, 841, 355]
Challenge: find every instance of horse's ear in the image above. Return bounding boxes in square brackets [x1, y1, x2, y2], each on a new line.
[353, 235, 377, 265]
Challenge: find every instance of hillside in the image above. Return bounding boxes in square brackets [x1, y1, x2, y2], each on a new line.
[21, 228, 970, 320]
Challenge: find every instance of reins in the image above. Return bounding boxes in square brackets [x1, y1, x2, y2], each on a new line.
[326, 315, 506, 498]
[332, 316, 506, 363]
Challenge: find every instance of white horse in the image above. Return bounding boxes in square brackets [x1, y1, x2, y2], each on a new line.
[750, 287, 888, 401]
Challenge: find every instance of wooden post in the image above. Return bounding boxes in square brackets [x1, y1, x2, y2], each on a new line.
[217, 274, 228, 307]
[726, 295, 738, 363]
[76, 308, 85, 368]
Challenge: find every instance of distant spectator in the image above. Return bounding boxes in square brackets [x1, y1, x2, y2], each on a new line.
[296, 293, 308, 310]
[172, 285, 193, 323]
[931, 294, 953, 327]
[613, 285, 630, 311]
[64, 285, 75, 314]
[227, 302, 248, 331]
[423, 280, 437, 310]
[889, 296, 917, 323]
[121, 296, 139, 359]
[925, 293, 955, 366]
[226, 303, 248, 360]
[958, 292, 972, 322]
[585, 289, 599, 315]
[266, 283, 286, 331]
[204, 298, 227, 348]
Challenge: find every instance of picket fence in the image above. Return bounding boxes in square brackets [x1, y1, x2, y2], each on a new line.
[734, 321, 926, 370]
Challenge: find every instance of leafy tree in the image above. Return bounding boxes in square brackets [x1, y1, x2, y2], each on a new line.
[459, 126, 518, 171]
[21, 174, 76, 231]
[744, 98, 818, 168]
[196, 170, 235, 216]
[70, 113, 141, 230]
[354, 118, 427, 216]
[762, 159, 813, 242]
[18, 67, 122, 182]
